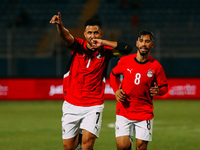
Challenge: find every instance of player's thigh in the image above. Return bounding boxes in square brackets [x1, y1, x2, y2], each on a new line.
[61, 101, 82, 139]
[80, 104, 104, 138]
[135, 119, 153, 141]
[115, 115, 133, 149]
[81, 129, 97, 149]
[115, 115, 133, 137]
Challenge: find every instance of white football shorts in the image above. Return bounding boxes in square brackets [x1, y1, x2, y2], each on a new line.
[115, 115, 153, 141]
[61, 101, 104, 139]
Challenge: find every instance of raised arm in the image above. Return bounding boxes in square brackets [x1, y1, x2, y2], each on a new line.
[91, 39, 132, 55]
[91, 39, 117, 48]
[50, 12, 74, 46]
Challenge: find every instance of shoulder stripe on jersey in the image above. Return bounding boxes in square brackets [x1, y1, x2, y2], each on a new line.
[158, 84, 168, 88]
[112, 71, 120, 77]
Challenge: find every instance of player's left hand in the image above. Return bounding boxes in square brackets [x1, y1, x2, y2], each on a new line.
[91, 39, 103, 48]
[150, 82, 159, 96]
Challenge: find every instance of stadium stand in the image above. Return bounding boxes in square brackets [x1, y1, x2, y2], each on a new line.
[0, 0, 84, 57]
[0, 0, 200, 77]
[98, 0, 200, 57]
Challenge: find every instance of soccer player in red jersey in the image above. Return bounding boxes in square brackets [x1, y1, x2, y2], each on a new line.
[110, 30, 168, 150]
[50, 12, 132, 150]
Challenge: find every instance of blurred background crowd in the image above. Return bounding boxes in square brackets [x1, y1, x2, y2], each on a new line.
[0, 0, 199, 78]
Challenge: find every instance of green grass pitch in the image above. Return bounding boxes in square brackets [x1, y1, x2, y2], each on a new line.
[0, 100, 200, 150]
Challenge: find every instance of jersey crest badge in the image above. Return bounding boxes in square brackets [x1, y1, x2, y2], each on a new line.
[147, 70, 154, 78]
[96, 53, 102, 59]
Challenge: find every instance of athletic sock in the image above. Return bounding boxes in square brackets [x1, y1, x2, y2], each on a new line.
[128, 136, 133, 150]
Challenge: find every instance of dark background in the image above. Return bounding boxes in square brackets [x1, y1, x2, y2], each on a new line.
[0, 0, 199, 78]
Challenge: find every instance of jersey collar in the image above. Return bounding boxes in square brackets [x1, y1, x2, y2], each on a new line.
[134, 57, 149, 64]
[86, 46, 101, 56]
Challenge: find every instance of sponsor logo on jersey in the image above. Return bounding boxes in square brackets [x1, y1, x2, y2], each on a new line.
[147, 70, 154, 78]
[127, 68, 133, 74]
[95, 125, 99, 131]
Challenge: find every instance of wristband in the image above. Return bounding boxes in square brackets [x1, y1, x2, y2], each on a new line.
[115, 42, 132, 54]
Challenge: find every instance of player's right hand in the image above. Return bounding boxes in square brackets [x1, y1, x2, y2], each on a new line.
[50, 12, 62, 25]
[115, 89, 126, 103]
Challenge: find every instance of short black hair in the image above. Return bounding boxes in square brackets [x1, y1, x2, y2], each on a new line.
[84, 14, 102, 28]
[138, 30, 154, 42]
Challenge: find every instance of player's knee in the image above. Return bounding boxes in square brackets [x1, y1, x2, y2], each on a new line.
[136, 140, 148, 150]
[116, 136, 132, 150]
[82, 139, 95, 150]
[116, 142, 131, 150]
[63, 142, 76, 150]
[63, 143, 73, 150]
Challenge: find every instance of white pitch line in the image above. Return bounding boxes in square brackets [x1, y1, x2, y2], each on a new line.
[108, 123, 115, 128]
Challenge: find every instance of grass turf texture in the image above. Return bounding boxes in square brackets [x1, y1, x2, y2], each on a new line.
[0, 100, 200, 150]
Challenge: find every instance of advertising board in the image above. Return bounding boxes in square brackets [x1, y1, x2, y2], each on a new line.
[0, 78, 199, 100]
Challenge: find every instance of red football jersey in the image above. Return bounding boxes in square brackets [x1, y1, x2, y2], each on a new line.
[110, 53, 168, 121]
[63, 38, 113, 106]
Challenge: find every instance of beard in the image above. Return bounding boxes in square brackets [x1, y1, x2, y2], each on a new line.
[138, 46, 150, 56]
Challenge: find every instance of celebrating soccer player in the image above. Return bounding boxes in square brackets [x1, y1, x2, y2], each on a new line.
[50, 12, 132, 150]
[110, 30, 168, 150]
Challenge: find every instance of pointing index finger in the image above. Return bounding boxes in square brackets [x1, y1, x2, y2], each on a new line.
[58, 12, 61, 18]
